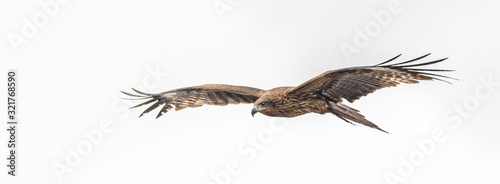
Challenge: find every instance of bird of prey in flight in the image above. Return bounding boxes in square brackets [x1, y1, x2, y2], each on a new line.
[122, 54, 454, 133]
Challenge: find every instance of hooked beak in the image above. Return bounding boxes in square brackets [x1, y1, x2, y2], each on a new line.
[251, 108, 260, 117]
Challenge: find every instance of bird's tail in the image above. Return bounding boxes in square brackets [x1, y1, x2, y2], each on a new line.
[327, 102, 388, 133]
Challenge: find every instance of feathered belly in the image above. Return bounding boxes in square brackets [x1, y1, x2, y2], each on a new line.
[275, 98, 328, 117]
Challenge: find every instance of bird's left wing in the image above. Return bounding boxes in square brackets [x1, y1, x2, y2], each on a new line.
[122, 84, 265, 118]
[291, 54, 456, 103]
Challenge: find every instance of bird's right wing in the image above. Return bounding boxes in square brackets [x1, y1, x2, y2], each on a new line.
[122, 84, 265, 118]
[290, 54, 455, 103]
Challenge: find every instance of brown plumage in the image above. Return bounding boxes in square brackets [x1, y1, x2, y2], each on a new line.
[122, 54, 455, 133]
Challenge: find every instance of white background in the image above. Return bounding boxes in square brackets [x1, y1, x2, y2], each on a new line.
[1, 0, 500, 183]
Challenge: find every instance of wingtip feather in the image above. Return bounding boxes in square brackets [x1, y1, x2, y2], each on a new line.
[375, 54, 402, 66]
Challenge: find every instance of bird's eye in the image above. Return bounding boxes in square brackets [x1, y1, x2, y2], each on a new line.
[259, 102, 267, 106]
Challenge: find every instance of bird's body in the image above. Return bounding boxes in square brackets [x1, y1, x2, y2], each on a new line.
[254, 87, 328, 117]
[122, 54, 455, 133]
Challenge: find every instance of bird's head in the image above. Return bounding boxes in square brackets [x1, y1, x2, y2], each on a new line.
[251, 101, 276, 117]
[251, 94, 281, 117]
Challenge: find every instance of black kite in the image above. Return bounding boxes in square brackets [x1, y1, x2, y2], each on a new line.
[122, 54, 455, 133]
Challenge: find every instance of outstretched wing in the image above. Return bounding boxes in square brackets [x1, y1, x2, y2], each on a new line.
[291, 53, 456, 103]
[122, 84, 265, 118]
